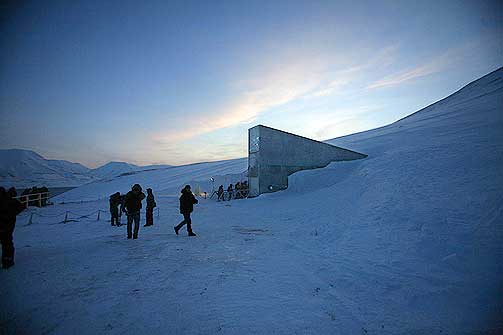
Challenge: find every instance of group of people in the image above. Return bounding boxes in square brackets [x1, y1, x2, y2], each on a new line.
[110, 184, 198, 239]
[0, 187, 25, 269]
[0, 182, 201, 269]
[216, 180, 249, 201]
[109, 185, 156, 239]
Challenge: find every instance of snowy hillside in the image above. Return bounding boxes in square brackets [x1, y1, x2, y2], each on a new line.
[91, 161, 173, 180]
[1, 68, 502, 334]
[0, 149, 96, 188]
[91, 161, 141, 179]
[55, 158, 248, 202]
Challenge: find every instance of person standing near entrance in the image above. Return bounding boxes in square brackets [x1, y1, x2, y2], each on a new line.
[227, 183, 234, 201]
[217, 185, 224, 201]
[123, 184, 145, 239]
[144, 188, 156, 227]
[174, 185, 198, 236]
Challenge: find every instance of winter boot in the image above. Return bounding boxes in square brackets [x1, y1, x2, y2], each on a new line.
[188, 232, 197, 237]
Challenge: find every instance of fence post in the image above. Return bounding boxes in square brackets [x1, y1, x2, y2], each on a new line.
[38, 193, 42, 207]
[157, 207, 160, 219]
[97, 210, 101, 221]
[27, 213, 33, 225]
[64, 211, 68, 224]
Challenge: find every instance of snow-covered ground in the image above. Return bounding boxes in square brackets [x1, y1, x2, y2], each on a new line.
[1, 68, 502, 334]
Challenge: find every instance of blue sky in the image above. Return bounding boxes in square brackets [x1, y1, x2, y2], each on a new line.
[0, 0, 501, 167]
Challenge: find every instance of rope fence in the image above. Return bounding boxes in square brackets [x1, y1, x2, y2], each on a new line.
[24, 207, 161, 226]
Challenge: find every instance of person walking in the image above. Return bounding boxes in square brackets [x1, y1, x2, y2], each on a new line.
[109, 192, 121, 226]
[144, 188, 156, 227]
[123, 184, 145, 239]
[0, 187, 25, 269]
[174, 185, 198, 236]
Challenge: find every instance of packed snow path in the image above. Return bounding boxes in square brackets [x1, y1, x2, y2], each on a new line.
[1, 68, 502, 334]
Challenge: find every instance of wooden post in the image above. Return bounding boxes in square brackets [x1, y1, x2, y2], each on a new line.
[97, 210, 101, 221]
[157, 207, 160, 219]
[64, 211, 68, 224]
[38, 193, 42, 207]
[28, 213, 33, 225]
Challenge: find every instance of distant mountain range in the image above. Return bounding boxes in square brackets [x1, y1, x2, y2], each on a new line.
[0, 149, 171, 188]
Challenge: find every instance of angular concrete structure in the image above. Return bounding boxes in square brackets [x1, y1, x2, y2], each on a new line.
[248, 125, 367, 197]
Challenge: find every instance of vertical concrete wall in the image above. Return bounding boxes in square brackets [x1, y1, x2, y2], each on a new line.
[248, 125, 367, 197]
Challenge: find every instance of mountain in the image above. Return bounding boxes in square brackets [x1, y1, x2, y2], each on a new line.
[0, 150, 173, 188]
[91, 162, 172, 180]
[90, 162, 140, 180]
[0, 149, 96, 188]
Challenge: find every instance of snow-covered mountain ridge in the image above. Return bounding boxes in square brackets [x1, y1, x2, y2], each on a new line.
[0, 150, 172, 188]
[0, 149, 96, 188]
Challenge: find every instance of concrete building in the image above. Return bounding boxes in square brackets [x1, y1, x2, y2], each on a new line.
[248, 125, 367, 197]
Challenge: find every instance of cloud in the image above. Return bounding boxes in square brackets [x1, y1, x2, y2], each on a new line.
[367, 42, 479, 90]
[367, 60, 445, 89]
[153, 59, 329, 144]
[310, 105, 383, 139]
[306, 78, 350, 98]
[304, 45, 398, 98]
[152, 44, 399, 146]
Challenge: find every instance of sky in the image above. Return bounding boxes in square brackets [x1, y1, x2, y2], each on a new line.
[0, 0, 501, 168]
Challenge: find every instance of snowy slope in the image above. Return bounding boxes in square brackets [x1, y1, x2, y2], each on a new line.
[1, 68, 502, 335]
[91, 161, 141, 179]
[91, 162, 173, 180]
[0, 149, 96, 188]
[55, 158, 248, 202]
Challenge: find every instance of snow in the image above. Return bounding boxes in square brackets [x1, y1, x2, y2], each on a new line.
[54, 158, 248, 202]
[91, 162, 173, 180]
[0, 149, 96, 188]
[90, 161, 141, 179]
[1, 68, 502, 334]
[0, 151, 174, 188]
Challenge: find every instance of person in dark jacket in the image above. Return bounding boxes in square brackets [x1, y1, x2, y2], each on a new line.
[227, 184, 234, 201]
[144, 188, 156, 227]
[217, 185, 224, 201]
[174, 185, 198, 236]
[109, 192, 121, 226]
[0, 187, 25, 269]
[122, 184, 145, 239]
[235, 182, 242, 199]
